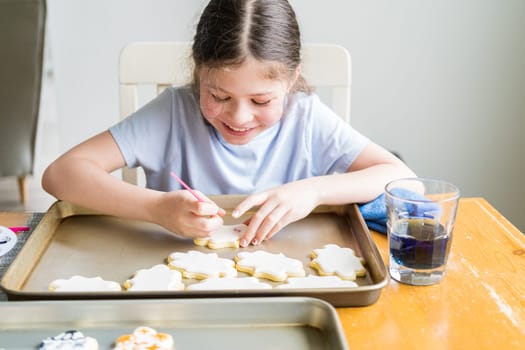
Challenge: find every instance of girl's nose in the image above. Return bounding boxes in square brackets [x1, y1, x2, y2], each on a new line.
[228, 101, 253, 124]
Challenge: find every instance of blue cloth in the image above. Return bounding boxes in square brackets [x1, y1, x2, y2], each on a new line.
[358, 188, 441, 234]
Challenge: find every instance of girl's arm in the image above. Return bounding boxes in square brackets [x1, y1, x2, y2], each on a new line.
[233, 141, 415, 246]
[42, 131, 224, 237]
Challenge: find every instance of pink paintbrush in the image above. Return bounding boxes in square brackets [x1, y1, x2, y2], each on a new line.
[169, 171, 204, 202]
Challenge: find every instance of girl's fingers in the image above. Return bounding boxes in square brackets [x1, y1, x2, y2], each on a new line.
[232, 193, 267, 219]
[266, 210, 295, 240]
[252, 205, 290, 244]
[239, 199, 276, 247]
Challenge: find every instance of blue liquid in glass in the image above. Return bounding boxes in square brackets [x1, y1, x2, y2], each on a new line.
[389, 219, 451, 269]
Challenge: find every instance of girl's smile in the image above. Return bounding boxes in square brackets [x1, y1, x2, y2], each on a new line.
[199, 56, 293, 145]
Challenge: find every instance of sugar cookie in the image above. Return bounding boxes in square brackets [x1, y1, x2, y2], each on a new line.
[38, 330, 98, 350]
[123, 264, 184, 291]
[309, 244, 366, 280]
[48, 275, 122, 292]
[187, 276, 272, 291]
[168, 250, 237, 279]
[234, 250, 306, 282]
[113, 326, 174, 350]
[194, 224, 248, 249]
[276, 275, 358, 289]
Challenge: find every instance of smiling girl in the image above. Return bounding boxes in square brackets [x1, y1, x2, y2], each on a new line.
[42, 0, 415, 247]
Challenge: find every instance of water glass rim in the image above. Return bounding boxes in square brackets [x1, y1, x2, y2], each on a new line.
[385, 177, 460, 203]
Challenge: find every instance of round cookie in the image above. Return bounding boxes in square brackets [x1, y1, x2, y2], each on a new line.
[309, 244, 366, 281]
[167, 250, 237, 279]
[234, 250, 306, 282]
[123, 264, 184, 291]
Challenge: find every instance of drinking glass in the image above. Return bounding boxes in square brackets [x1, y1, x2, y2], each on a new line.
[385, 178, 460, 286]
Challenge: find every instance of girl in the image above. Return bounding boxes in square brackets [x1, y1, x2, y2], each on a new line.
[42, 0, 415, 247]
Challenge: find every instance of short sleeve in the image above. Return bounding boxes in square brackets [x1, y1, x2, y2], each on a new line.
[308, 95, 369, 175]
[109, 89, 174, 169]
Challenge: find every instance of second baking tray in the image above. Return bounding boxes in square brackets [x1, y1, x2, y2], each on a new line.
[0, 297, 348, 349]
[1, 196, 388, 306]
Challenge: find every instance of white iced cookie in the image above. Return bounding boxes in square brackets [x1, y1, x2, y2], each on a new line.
[276, 275, 358, 289]
[48, 275, 122, 292]
[167, 250, 237, 279]
[187, 277, 272, 291]
[113, 326, 174, 350]
[309, 244, 366, 281]
[194, 224, 248, 249]
[38, 330, 98, 350]
[123, 264, 184, 291]
[234, 250, 306, 282]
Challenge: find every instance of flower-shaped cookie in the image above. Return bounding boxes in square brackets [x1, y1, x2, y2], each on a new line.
[113, 326, 173, 350]
[123, 264, 184, 291]
[168, 250, 237, 279]
[194, 224, 248, 249]
[235, 250, 305, 282]
[309, 244, 366, 280]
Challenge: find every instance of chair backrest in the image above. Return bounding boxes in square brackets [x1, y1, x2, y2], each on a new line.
[119, 42, 351, 185]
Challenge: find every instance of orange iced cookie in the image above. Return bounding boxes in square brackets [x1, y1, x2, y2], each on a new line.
[113, 326, 174, 350]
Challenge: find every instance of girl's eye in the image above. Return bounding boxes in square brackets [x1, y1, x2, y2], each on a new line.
[211, 93, 230, 102]
[252, 99, 271, 106]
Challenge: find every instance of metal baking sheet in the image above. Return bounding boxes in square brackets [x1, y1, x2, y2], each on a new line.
[1, 196, 387, 306]
[0, 297, 349, 349]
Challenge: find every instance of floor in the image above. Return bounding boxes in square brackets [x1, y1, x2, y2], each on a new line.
[0, 72, 60, 213]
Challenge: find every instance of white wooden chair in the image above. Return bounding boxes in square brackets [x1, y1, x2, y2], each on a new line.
[119, 42, 352, 185]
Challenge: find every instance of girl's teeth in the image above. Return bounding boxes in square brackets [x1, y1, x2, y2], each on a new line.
[227, 124, 249, 132]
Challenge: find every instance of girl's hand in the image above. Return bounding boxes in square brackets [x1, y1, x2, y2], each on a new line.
[232, 180, 320, 247]
[153, 190, 225, 238]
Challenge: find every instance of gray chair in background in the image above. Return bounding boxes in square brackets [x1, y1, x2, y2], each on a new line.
[0, 0, 46, 204]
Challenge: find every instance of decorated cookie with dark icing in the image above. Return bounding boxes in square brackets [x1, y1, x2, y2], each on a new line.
[38, 330, 98, 350]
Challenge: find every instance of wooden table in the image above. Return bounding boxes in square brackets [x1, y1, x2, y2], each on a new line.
[1, 198, 524, 349]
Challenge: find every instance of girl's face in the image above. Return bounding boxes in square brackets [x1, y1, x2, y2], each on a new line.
[199, 57, 295, 145]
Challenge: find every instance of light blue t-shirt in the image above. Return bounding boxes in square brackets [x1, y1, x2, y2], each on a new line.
[109, 86, 369, 194]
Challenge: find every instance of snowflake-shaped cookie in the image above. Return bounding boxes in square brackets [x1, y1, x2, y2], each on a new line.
[235, 250, 306, 282]
[187, 277, 272, 291]
[276, 275, 358, 289]
[194, 224, 248, 249]
[123, 264, 184, 291]
[309, 244, 366, 280]
[48, 275, 122, 292]
[168, 250, 237, 279]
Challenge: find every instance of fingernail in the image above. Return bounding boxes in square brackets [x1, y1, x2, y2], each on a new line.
[251, 239, 258, 246]
[240, 239, 247, 247]
[232, 210, 240, 218]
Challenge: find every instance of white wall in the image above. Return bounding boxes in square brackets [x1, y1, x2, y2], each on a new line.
[46, 0, 525, 231]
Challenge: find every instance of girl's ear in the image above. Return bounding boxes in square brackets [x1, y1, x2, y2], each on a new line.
[288, 64, 302, 92]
